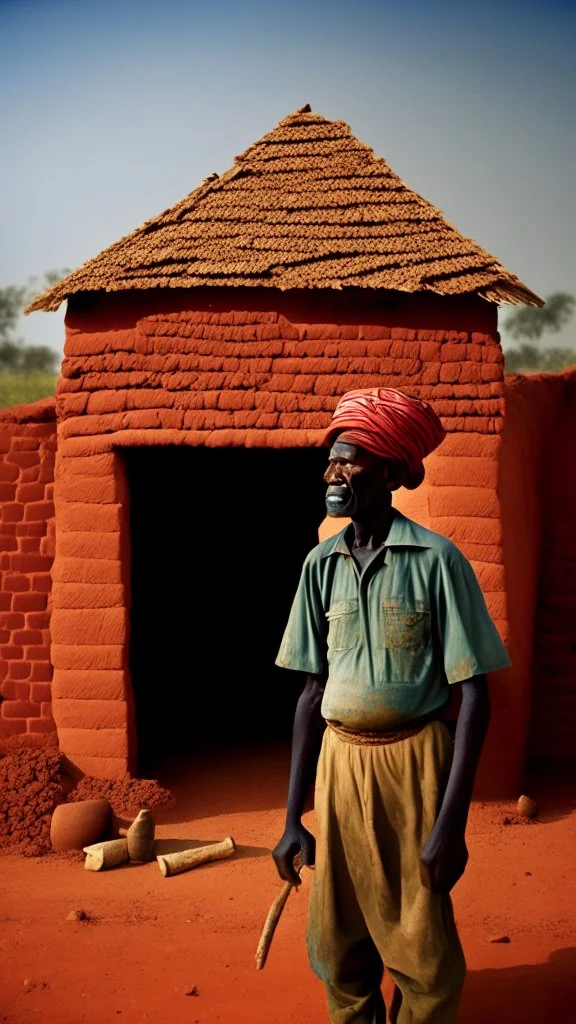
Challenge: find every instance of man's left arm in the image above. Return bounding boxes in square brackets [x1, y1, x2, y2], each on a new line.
[420, 546, 510, 894]
[420, 674, 490, 893]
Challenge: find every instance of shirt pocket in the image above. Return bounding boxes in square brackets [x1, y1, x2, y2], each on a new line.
[378, 600, 431, 682]
[326, 599, 360, 652]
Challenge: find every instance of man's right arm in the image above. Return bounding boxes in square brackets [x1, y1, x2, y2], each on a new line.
[272, 672, 326, 885]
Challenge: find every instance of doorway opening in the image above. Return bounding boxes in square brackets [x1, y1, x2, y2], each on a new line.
[124, 445, 327, 776]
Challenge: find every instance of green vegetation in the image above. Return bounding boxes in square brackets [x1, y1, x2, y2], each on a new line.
[503, 291, 575, 341]
[504, 344, 576, 374]
[0, 270, 68, 409]
[0, 373, 58, 409]
[503, 291, 576, 373]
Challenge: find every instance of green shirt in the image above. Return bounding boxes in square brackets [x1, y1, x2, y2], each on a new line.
[276, 510, 510, 730]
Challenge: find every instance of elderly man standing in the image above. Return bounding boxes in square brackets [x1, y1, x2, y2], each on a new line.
[273, 388, 510, 1024]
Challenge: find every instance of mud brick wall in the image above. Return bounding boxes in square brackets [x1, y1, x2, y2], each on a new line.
[57, 290, 504, 447]
[48, 449, 133, 780]
[49, 288, 509, 784]
[0, 399, 57, 751]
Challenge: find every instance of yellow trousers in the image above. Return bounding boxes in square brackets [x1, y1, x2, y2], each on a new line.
[307, 722, 465, 1024]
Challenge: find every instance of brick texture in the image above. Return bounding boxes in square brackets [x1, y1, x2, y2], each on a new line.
[58, 291, 503, 446]
[0, 407, 57, 749]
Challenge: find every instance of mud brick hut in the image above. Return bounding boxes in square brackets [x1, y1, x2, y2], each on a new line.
[2, 105, 573, 796]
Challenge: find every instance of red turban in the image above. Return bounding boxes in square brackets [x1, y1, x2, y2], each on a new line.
[323, 388, 445, 489]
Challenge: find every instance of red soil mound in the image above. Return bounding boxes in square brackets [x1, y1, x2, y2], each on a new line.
[0, 749, 67, 856]
[68, 775, 175, 817]
[0, 749, 175, 857]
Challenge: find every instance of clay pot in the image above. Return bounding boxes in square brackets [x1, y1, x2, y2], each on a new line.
[50, 799, 111, 853]
[126, 809, 155, 863]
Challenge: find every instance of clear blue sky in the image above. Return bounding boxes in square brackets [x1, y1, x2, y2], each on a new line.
[1, 0, 575, 354]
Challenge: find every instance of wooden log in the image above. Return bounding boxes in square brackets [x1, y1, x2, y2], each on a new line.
[157, 837, 236, 877]
[83, 838, 129, 871]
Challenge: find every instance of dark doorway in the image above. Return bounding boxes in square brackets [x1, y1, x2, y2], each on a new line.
[124, 445, 327, 775]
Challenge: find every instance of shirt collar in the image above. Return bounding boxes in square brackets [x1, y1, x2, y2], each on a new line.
[321, 509, 433, 558]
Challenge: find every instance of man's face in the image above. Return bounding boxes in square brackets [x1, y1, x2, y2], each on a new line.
[324, 440, 399, 518]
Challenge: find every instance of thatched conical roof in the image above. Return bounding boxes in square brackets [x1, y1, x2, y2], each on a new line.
[27, 105, 542, 312]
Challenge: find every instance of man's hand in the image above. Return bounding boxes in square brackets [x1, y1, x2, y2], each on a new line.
[419, 677, 490, 894]
[272, 821, 316, 885]
[419, 825, 468, 893]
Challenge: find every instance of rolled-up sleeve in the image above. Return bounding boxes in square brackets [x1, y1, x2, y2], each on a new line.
[275, 552, 328, 676]
[434, 548, 511, 685]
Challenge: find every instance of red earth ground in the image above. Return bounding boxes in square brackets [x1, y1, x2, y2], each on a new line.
[1, 742, 575, 1024]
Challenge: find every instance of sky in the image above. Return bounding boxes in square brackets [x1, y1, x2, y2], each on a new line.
[1, 0, 575, 356]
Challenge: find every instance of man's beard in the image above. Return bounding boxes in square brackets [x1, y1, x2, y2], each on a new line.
[325, 484, 360, 518]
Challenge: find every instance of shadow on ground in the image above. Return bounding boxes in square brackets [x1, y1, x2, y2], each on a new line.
[459, 947, 576, 1023]
[149, 740, 294, 820]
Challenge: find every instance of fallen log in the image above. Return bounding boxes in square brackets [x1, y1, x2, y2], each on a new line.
[157, 837, 236, 877]
[83, 838, 129, 871]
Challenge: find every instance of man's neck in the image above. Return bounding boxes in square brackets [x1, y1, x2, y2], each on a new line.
[350, 504, 394, 550]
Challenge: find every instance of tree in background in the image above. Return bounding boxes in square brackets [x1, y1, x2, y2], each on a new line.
[504, 291, 575, 341]
[0, 270, 69, 374]
[0, 270, 70, 408]
[503, 291, 576, 373]
[504, 344, 576, 373]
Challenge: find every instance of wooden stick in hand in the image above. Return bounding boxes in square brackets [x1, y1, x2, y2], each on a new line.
[255, 858, 302, 971]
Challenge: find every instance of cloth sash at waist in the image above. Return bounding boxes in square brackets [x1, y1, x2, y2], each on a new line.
[326, 711, 439, 746]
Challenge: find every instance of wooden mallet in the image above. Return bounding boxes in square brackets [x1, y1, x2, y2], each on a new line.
[255, 856, 303, 971]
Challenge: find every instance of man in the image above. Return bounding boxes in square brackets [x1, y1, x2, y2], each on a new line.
[272, 387, 510, 1024]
